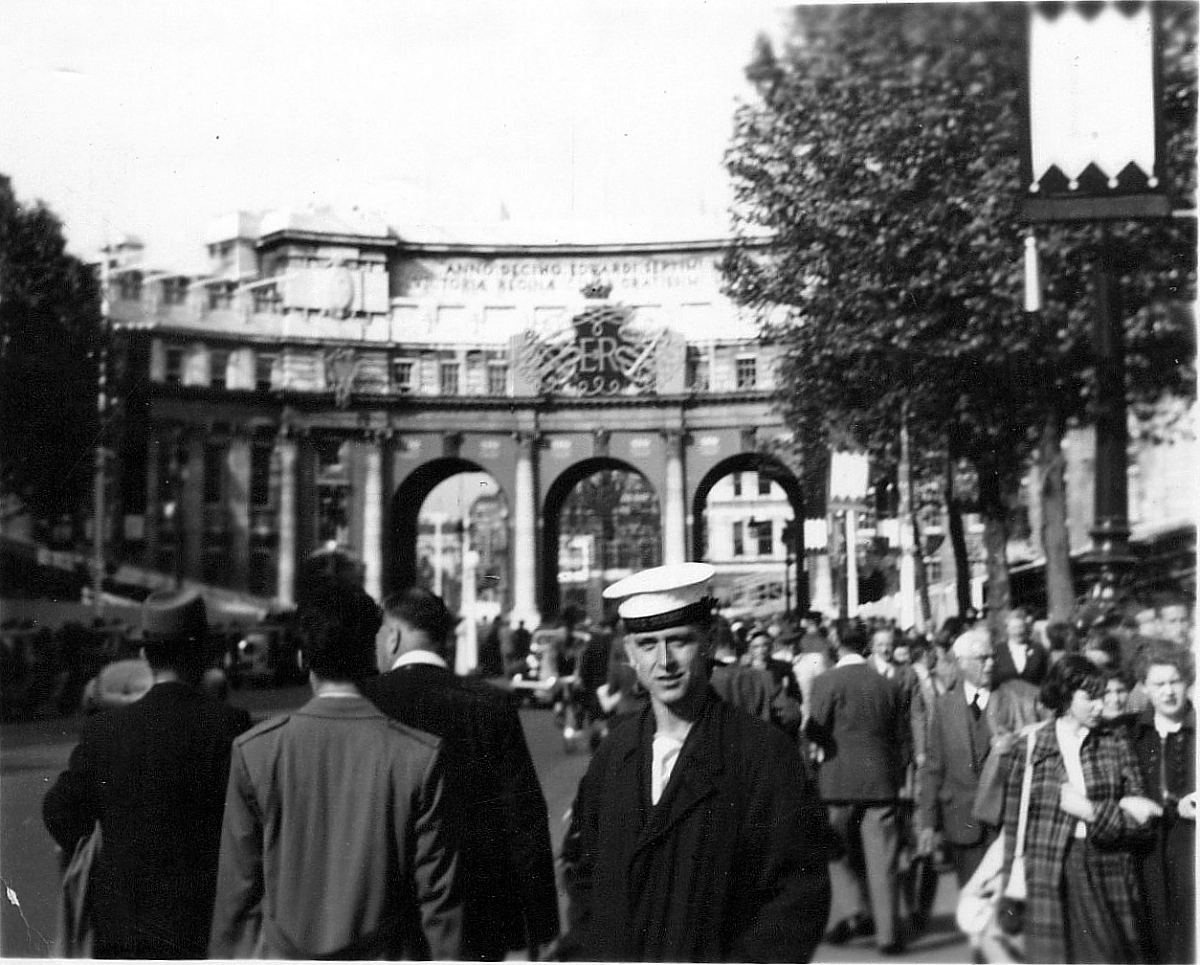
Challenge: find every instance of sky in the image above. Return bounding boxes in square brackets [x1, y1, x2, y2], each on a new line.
[1, 1, 788, 272]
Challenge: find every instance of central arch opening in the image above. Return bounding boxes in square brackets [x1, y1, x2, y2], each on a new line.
[541, 458, 661, 621]
[387, 458, 509, 622]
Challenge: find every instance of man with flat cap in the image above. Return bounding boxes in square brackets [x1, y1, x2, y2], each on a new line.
[43, 587, 251, 959]
[558, 563, 832, 962]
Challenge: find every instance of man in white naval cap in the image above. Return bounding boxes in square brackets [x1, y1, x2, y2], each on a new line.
[557, 563, 832, 962]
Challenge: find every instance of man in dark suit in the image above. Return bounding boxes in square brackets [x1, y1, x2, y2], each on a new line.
[364, 587, 559, 961]
[917, 626, 998, 886]
[43, 588, 251, 959]
[992, 607, 1049, 686]
[807, 622, 909, 954]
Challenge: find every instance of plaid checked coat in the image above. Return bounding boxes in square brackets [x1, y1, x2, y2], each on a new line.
[1000, 721, 1153, 963]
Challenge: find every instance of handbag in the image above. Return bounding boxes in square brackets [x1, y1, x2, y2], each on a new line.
[998, 725, 1041, 936]
[52, 823, 101, 958]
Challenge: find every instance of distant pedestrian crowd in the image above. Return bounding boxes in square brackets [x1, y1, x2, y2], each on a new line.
[40, 568, 1193, 963]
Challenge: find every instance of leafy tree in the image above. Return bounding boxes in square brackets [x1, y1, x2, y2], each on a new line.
[0, 175, 102, 534]
[724, 4, 1195, 628]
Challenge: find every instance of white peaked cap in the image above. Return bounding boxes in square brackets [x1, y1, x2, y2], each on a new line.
[603, 562, 716, 630]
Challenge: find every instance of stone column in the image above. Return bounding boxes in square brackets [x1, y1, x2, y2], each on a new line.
[361, 432, 385, 603]
[662, 430, 688, 565]
[182, 432, 204, 580]
[844, 509, 860, 618]
[227, 432, 251, 590]
[510, 432, 541, 629]
[276, 429, 299, 608]
[810, 547, 835, 617]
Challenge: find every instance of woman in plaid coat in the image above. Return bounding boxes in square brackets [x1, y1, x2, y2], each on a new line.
[1000, 655, 1159, 963]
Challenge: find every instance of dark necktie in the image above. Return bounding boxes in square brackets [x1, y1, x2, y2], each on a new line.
[970, 692, 982, 721]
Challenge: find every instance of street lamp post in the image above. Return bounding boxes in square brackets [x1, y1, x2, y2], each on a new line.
[1021, 3, 1172, 604]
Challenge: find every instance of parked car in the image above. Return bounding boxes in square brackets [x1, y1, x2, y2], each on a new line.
[227, 621, 305, 687]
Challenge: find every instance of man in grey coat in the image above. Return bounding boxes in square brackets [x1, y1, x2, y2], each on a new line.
[208, 577, 462, 959]
[916, 627, 998, 885]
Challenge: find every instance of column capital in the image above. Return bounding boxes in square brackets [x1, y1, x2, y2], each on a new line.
[661, 428, 690, 447]
[512, 431, 543, 452]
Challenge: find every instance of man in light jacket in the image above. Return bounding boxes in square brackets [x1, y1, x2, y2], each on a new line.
[208, 576, 462, 959]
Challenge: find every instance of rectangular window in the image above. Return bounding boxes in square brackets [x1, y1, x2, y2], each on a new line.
[211, 350, 229, 390]
[487, 364, 508, 396]
[392, 359, 415, 394]
[732, 472, 742, 497]
[756, 520, 774, 556]
[162, 278, 188, 305]
[203, 445, 223, 503]
[758, 473, 772, 496]
[439, 362, 460, 395]
[250, 443, 272, 507]
[252, 284, 280, 314]
[255, 352, 276, 392]
[208, 284, 234, 311]
[687, 355, 710, 391]
[117, 273, 142, 301]
[736, 356, 757, 390]
[732, 522, 744, 557]
[164, 347, 184, 385]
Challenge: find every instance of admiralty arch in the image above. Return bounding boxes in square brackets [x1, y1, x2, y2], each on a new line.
[103, 209, 813, 625]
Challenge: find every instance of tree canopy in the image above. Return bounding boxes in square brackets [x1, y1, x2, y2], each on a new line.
[0, 175, 103, 530]
[723, 4, 1195, 609]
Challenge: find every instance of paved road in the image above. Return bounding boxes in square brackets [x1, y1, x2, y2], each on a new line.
[1, 685, 968, 962]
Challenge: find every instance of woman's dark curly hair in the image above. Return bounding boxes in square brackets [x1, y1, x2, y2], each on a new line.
[296, 577, 381, 682]
[1040, 653, 1106, 715]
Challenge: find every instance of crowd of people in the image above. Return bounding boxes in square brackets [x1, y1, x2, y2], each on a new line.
[40, 562, 1194, 963]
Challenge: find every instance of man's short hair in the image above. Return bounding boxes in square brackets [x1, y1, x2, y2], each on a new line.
[381, 587, 457, 644]
[297, 578, 381, 681]
[838, 622, 869, 656]
[1135, 638, 1195, 685]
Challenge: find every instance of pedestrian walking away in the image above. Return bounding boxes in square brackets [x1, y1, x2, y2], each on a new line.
[208, 575, 463, 960]
[806, 620, 910, 954]
[365, 586, 560, 961]
[42, 587, 251, 959]
[558, 562, 832, 962]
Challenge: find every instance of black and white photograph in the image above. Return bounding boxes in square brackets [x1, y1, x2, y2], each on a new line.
[0, 2, 1195, 962]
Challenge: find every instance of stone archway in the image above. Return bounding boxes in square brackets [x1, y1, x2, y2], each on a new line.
[387, 456, 506, 597]
[691, 452, 808, 613]
[539, 456, 660, 620]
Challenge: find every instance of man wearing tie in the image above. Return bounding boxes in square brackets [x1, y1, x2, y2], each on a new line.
[917, 627, 998, 885]
[991, 608, 1049, 687]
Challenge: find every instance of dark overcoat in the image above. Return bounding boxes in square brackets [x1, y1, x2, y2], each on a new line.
[42, 681, 249, 959]
[1128, 703, 1195, 964]
[1000, 721, 1153, 963]
[806, 662, 907, 801]
[560, 692, 831, 962]
[363, 663, 559, 958]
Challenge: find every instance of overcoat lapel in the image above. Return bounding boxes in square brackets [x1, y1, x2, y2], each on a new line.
[632, 700, 723, 855]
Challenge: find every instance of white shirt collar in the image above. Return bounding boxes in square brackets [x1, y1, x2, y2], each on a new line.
[391, 650, 448, 672]
[836, 653, 867, 668]
[1154, 713, 1185, 738]
[963, 681, 990, 709]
